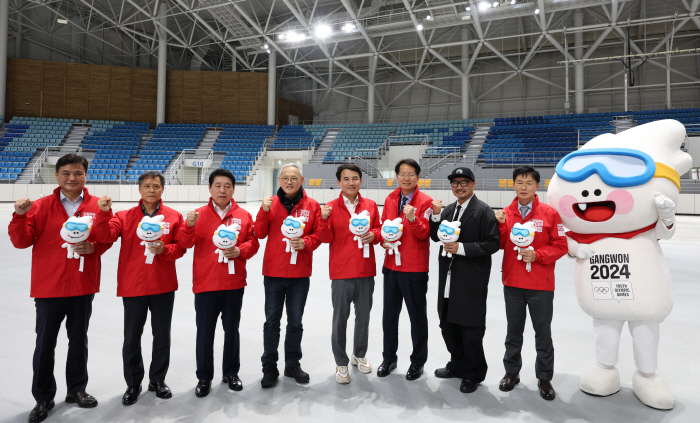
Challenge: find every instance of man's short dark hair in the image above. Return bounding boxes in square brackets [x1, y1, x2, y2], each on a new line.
[138, 170, 165, 187]
[336, 164, 363, 181]
[394, 158, 420, 176]
[209, 168, 235, 187]
[56, 154, 88, 173]
[513, 166, 540, 184]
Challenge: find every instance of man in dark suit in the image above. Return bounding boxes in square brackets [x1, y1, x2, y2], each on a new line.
[429, 167, 500, 393]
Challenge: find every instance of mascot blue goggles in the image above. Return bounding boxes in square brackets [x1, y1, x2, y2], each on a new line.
[511, 228, 530, 237]
[217, 230, 237, 240]
[283, 218, 302, 228]
[555, 148, 656, 188]
[438, 224, 456, 235]
[351, 218, 368, 227]
[65, 222, 88, 231]
[140, 223, 162, 232]
[383, 226, 399, 234]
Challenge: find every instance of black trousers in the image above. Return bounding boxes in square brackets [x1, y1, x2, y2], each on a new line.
[503, 286, 554, 381]
[382, 267, 429, 366]
[32, 294, 94, 403]
[122, 291, 175, 387]
[194, 288, 244, 381]
[440, 300, 488, 383]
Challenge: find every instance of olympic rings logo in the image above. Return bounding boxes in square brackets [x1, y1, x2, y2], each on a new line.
[594, 287, 610, 294]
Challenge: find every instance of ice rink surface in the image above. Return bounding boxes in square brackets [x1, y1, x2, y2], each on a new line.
[1, 201, 699, 423]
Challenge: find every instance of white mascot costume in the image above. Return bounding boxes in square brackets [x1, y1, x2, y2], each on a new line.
[136, 215, 165, 264]
[437, 220, 461, 257]
[381, 218, 403, 266]
[349, 210, 371, 258]
[281, 216, 306, 265]
[547, 119, 691, 410]
[510, 222, 536, 272]
[212, 223, 241, 274]
[60, 215, 93, 272]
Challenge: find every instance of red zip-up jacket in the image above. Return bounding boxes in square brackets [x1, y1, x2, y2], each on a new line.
[254, 190, 321, 278]
[499, 195, 568, 291]
[317, 192, 382, 280]
[178, 198, 259, 294]
[8, 187, 113, 298]
[92, 200, 186, 297]
[381, 187, 433, 273]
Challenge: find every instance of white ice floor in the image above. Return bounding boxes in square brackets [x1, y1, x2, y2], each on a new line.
[1, 201, 699, 423]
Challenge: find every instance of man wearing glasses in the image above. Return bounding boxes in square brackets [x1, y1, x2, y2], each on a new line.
[377, 159, 434, 381]
[429, 168, 500, 394]
[494, 166, 567, 401]
[255, 163, 321, 388]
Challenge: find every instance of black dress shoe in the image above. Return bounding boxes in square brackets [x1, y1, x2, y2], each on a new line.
[538, 379, 556, 401]
[499, 373, 520, 392]
[435, 366, 460, 379]
[222, 375, 243, 391]
[261, 363, 279, 389]
[460, 379, 478, 393]
[65, 391, 98, 408]
[28, 400, 54, 423]
[284, 366, 310, 384]
[195, 380, 212, 398]
[122, 385, 142, 406]
[377, 360, 397, 377]
[406, 364, 424, 381]
[148, 381, 172, 399]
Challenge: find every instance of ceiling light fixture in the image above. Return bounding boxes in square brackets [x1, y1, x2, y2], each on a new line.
[416, 24, 424, 31]
[57, 18, 68, 24]
[479, 1, 491, 11]
[534, 8, 540, 14]
[426, 15, 433, 21]
[315, 24, 332, 39]
[342, 23, 356, 32]
[466, 6, 471, 11]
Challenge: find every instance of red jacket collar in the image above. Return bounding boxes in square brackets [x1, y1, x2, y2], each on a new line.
[207, 197, 239, 219]
[390, 187, 421, 205]
[138, 198, 164, 216]
[566, 223, 657, 244]
[336, 192, 365, 212]
[508, 194, 540, 215]
[53, 186, 90, 201]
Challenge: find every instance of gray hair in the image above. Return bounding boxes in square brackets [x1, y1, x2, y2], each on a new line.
[138, 170, 166, 187]
[279, 163, 303, 177]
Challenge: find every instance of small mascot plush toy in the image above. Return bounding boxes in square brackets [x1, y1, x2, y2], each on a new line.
[381, 218, 403, 266]
[212, 223, 241, 274]
[349, 210, 371, 258]
[281, 216, 306, 265]
[136, 215, 165, 264]
[60, 215, 93, 272]
[510, 221, 536, 272]
[437, 220, 461, 257]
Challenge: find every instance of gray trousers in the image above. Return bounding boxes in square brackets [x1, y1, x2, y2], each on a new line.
[331, 277, 375, 366]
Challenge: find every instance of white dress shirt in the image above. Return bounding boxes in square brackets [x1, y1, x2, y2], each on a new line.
[343, 194, 359, 215]
[59, 190, 84, 216]
[432, 195, 473, 298]
[213, 201, 232, 219]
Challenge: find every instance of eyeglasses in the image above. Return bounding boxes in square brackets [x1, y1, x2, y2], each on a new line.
[281, 177, 300, 183]
[397, 173, 417, 179]
[65, 222, 88, 231]
[139, 222, 163, 232]
[450, 180, 471, 187]
[383, 226, 400, 234]
[351, 218, 369, 227]
[438, 224, 456, 235]
[216, 230, 238, 240]
[283, 218, 302, 228]
[511, 227, 531, 237]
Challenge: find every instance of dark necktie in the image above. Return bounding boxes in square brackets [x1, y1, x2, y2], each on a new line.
[454, 204, 462, 221]
[399, 196, 408, 216]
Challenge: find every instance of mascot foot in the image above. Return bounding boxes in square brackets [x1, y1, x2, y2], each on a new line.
[632, 370, 674, 410]
[580, 363, 620, 397]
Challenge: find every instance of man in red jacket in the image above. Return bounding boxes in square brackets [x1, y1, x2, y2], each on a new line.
[254, 163, 321, 388]
[495, 166, 567, 401]
[92, 171, 186, 406]
[318, 164, 381, 384]
[179, 168, 260, 398]
[378, 159, 434, 381]
[9, 154, 112, 423]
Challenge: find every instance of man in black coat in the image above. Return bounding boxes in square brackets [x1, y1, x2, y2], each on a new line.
[429, 167, 500, 393]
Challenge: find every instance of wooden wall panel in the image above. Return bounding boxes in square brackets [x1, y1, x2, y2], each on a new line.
[88, 65, 110, 120]
[277, 98, 289, 126]
[239, 73, 259, 124]
[257, 74, 269, 125]
[131, 68, 157, 124]
[201, 72, 221, 125]
[220, 73, 240, 124]
[10, 59, 43, 118]
[166, 71, 183, 123]
[65, 63, 89, 119]
[42, 62, 66, 118]
[182, 72, 203, 123]
[110, 67, 132, 122]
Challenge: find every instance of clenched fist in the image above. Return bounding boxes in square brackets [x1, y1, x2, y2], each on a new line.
[14, 198, 33, 216]
[98, 195, 112, 212]
[262, 197, 274, 212]
[321, 205, 332, 220]
[187, 210, 200, 227]
[431, 200, 443, 216]
[495, 209, 506, 223]
[403, 204, 415, 222]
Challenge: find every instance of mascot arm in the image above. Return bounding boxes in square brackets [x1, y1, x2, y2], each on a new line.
[654, 218, 676, 240]
[8, 209, 38, 249]
[462, 213, 500, 257]
[428, 216, 441, 243]
[316, 215, 335, 244]
[237, 223, 261, 260]
[92, 210, 120, 243]
[566, 237, 594, 259]
[300, 207, 323, 252]
[253, 206, 271, 239]
[406, 204, 431, 240]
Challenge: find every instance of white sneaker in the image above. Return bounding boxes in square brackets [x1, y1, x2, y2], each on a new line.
[351, 355, 372, 374]
[336, 366, 350, 384]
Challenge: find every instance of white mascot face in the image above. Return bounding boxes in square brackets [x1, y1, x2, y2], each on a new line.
[212, 223, 241, 249]
[281, 216, 306, 239]
[548, 120, 692, 234]
[510, 221, 535, 247]
[437, 220, 461, 243]
[60, 216, 93, 243]
[381, 218, 403, 242]
[349, 210, 371, 236]
[136, 215, 165, 241]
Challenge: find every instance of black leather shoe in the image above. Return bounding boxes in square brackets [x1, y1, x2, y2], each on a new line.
[148, 381, 172, 399]
[460, 379, 478, 393]
[195, 380, 212, 398]
[434, 366, 460, 379]
[406, 364, 424, 381]
[538, 379, 556, 401]
[377, 360, 397, 377]
[65, 391, 98, 408]
[122, 385, 142, 406]
[284, 366, 310, 384]
[261, 363, 279, 389]
[28, 400, 54, 422]
[222, 375, 243, 391]
[499, 373, 520, 392]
